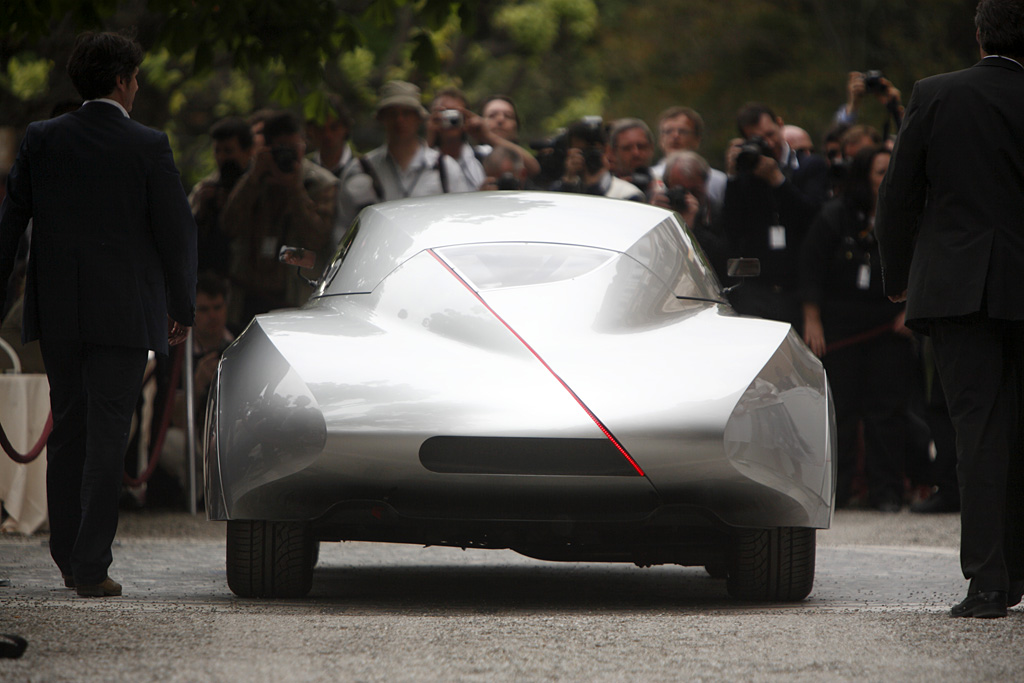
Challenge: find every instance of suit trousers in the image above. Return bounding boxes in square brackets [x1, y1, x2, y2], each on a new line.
[929, 315, 1024, 592]
[39, 338, 149, 584]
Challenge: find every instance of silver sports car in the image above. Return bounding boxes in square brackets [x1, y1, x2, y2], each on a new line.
[205, 192, 835, 601]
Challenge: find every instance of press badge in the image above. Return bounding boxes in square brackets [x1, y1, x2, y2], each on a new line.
[769, 225, 787, 250]
[857, 264, 871, 290]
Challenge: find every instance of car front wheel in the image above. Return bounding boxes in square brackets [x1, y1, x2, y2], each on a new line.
[726, 527, 815, 601]
[226, 520, 315, 598]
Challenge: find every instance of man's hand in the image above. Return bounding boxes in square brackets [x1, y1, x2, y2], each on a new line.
[846, 71, 866, 115]
[753, 155, 785, 187]
[168, 317, 190, 347]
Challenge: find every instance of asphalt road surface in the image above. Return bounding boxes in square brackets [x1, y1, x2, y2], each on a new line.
[2, 509, 1023, 681]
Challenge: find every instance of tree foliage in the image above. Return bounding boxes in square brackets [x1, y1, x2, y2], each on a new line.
[1, 0, 984, 187]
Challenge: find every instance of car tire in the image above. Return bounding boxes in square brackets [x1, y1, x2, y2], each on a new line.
[704, 562, 729, 579]
[726, 527, 815, 601]
[226, 520, 315, 598]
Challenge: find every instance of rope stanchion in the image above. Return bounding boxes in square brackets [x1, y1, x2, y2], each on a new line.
[1, 343, 184, 475]
[0, 411, 52, 464]
[825, 320, 899, 354]
[123, 342, 185, 487]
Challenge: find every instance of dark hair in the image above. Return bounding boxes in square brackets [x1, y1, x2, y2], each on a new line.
[262, 111, 301, 145]
[608, 118, 654, 149]
[432, 86, 467, 107]
[210, 116, 254, 150]
[657, 106, 704, 139]
[736, 102, 778, 137]
[247, 108, 279, 129]
[839, 124, 882, 155]
[843, 145, 890, 214]
[824, 122, 851, 146]
[567, 118, 607, 146]
[66, 31, 143, 101]
[481, 95, 521, 129]
[196, 271, 229, 300]
[976, 0, 1024, 58]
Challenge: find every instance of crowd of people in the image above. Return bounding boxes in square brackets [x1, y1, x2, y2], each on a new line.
[170, 70, 950, 514]
[1, 65, 952, 515]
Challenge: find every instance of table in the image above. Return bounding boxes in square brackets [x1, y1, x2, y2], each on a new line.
[0, 373, 50, 535]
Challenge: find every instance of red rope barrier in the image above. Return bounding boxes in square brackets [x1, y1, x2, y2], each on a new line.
[825, 320, 899, 354]
[0, 411, 52, 464]
[123, 342, 185, 487]
[1, 344, 185, 483]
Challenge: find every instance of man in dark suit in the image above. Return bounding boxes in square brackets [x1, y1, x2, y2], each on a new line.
[0, 32, 197, 597]
[721, 102, 830, 331]
[876, 0, 1024, 618]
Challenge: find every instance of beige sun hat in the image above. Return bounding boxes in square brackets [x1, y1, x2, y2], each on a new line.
[375, 80, 429, 118]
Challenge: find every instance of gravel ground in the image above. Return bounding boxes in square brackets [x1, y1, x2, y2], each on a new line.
[7, 508, 1020, 683]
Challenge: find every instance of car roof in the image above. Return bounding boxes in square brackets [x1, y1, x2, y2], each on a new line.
[321, 191, 684, 295]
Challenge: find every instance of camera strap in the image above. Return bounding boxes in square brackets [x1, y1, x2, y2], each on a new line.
[435, 155, 450, 194]
[358, 156, 385, 202]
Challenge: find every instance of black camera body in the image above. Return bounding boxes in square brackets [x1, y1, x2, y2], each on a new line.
[217, 159, 246, 191]
[735, 135, 774, 175]
[531, 130, 570, 184]
[630, 167, 653, 196]
[581, 145, 605, 175]
[496, 172, 520, 191]
[271, 146, 299, 174]
[862, 70, 887, 94]
[665, 186, 691, 212]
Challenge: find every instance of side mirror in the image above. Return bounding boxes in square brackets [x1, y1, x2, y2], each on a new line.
[726, 257, 760, 278]
[278, 245, 318, 287]
[722, 257, 760, 294]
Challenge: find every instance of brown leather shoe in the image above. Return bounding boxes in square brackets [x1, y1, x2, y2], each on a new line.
[76, 577, 122, 598]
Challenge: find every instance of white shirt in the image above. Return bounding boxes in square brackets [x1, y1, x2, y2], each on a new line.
[334, 140, 475, 244]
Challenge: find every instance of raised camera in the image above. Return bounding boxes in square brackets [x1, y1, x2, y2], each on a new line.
[271, 146, 299, 174]
[439, 109, 463, 129]
[665, 186, 691, 212]
[862, 70, 887, 95]
[735, 135, 774, 175]
[496, 172, 520, 191]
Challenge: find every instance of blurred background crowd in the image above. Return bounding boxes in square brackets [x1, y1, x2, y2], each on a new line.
[1, 1, 978, 517]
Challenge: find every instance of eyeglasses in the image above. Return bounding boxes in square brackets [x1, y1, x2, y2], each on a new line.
[660, 127, 695, 137]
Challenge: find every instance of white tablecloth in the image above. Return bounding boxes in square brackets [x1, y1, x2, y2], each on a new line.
[0, 374, 50, 535]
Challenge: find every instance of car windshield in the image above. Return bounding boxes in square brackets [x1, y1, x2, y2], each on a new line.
[438, 243, 617, 290]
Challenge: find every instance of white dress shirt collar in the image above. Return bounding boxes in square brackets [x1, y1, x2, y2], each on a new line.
[983, 54, 1024, 70]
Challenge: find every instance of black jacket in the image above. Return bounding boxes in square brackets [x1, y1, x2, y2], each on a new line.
[877, 57, 1024, 327]
[0, 101, 197, 354]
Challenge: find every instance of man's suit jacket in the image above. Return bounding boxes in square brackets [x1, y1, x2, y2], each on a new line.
[876, 57, 1024, 326]
[0, 101, 197, 355]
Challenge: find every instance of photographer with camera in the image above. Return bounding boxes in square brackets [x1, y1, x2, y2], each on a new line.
[651, 106, 728, 215]
[606, 118, 656, 197]
[720, 102, 830, 330]
[835, 70, 904, 135]
[550, 117, 645, 201]
[427, 87, 487, 191]
[480, 146, 528, 191]
[336, 81, 477, 240]
[651, 151, 727, 278]
[187, 117, 253, 277]
[221, 110, 338, 329]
